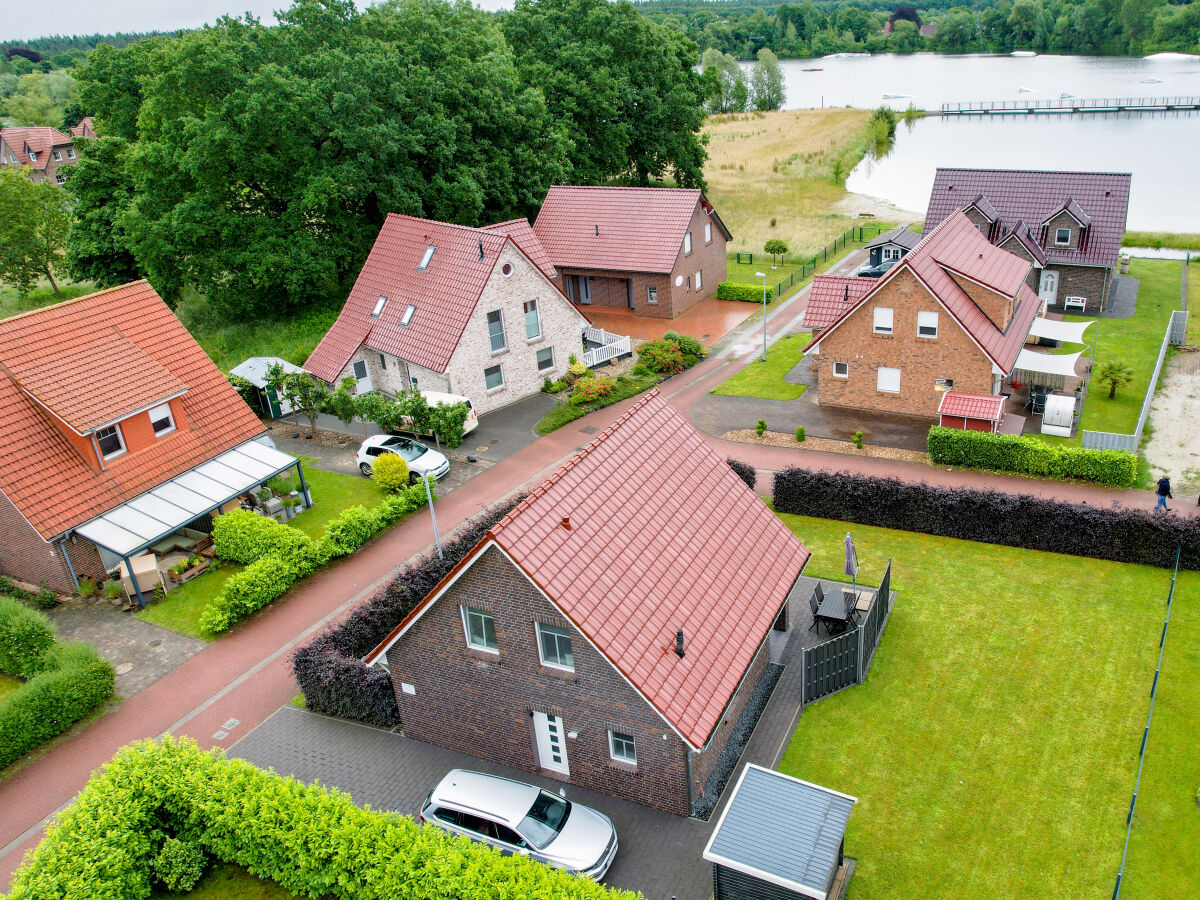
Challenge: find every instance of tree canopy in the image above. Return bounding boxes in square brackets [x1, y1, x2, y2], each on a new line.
[0, 167, 72, 296]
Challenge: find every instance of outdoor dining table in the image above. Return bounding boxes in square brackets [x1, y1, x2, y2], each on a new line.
[815, 590, 855, 634]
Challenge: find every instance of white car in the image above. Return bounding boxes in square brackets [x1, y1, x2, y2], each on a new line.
[419, 770, 618, 880]
[356, 435, 450, 481]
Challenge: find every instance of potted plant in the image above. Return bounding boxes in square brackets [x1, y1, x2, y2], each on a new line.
[104, 580, 126, 606]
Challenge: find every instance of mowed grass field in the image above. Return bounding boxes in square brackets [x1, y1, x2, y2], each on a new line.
[775, 513, 1199, 900]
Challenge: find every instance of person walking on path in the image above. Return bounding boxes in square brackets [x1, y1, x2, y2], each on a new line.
[1155, 476, 1173, 512]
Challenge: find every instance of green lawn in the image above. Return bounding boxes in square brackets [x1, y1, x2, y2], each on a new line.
[0, 673, 22, 703]
[712, 333, 811, 401]
[155, 863, 304, 900]
[774, 512, 1199, 900]
[136, 460, 386, 640]
[1189, 260, 1200, 344]
[0, 279, 98, 320]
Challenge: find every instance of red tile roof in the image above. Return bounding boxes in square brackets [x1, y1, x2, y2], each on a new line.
[69, 116, 95, 139]
[803, 276, 876, 330]
[938, 390, 1005, 421]
[925, 169, 1131, 268]
[806, 211, 1040, 374]
[532, 185, 731, 275]
[998, 221, 1048, 267]
[481, 217, 556, 280]
[0, 282, 267, 539]
[0, 127, 73, 171]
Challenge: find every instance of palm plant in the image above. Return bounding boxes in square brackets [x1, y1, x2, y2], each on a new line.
[1095, 361, 1134, 398]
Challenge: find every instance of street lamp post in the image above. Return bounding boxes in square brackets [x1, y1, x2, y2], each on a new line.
[755, 271, 768, 361]
[423, 475, 443, 559]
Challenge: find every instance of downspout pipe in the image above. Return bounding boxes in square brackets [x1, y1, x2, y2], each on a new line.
[58, 537, 80, 590]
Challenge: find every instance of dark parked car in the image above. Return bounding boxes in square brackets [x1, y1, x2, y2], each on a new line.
[857, 259, 899, 278]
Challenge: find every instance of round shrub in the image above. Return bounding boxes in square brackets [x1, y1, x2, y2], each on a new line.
[371, 452, 410, 493]
[568, 360, 588, 377]
[570, 375, 615, 406]
[153, 836, 207, 893]
[663, 331, 705, 358]
[637, 339, 684, 376]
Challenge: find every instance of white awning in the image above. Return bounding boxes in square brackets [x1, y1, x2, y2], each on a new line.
[1013, 349, 1085, 379]
[1027, 317, 1095, 344]
[74, 439, 297, 556]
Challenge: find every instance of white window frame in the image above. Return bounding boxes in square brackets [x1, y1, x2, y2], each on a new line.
[400, 304, 415, 327]
[683, 232, 692, 255]
[873, 307, 894, 335]
[1055, 227, 1071, 246]
[536, 622, 574, 672]
[148, 402, 175, 437]
[609, 730, 637, 764]
[647, 285, 658, 305]
[695, 270, 702, 291]
[52, 149, 62, 161]
[28, 150, 38, 162]
[95, 424, 126, 460]
[704, 222, 712, 244]
[55, 173, 66, 184]
[418, 245, 436, 270]
[523, 299, 541, 340]
[461, 606, 498, 653]
[486, 310, 507, 353]
[917, 310, 939, 339]
[484, 363, 504, 391]
[877, 366, 901, 394]
[371, 296, 387, 317]
[833, 361, 849, 378]
[882, 246, 901, 261]
[536, 346, 554, 372]
[67, 147, 75, 159]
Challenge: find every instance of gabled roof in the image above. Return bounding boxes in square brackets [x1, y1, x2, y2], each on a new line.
[863, 226, 922, 252]
[925, 168, 1131, 268]
[0, 282, 266, 539]
[997, 220, 1047, 266]
[938, 391, 1005, 421]
[0, 127, 73, 171]
[480, 217, 556, 280]
[805, 211, 1040, 374]
[802, 275, 876, 331]
[304, 214, 579, 383]
[964, 193, 999, 222]
[1042, 195, 1091, 228]
[69, 116, 95, 139]
[367, 391, 810, 749]
[532, 185, 731, 275]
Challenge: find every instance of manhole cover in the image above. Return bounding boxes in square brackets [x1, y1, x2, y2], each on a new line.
[147, 639, 162, 649]
[475, 445, 489, 452]
[115, 663, 135, 676]
[580, 426, 598, 434]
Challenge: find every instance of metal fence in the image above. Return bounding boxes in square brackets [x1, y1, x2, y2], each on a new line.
[734, 224, 890, 300]
[857, 560, 892, 679]
[1081, 310, 1188, 452]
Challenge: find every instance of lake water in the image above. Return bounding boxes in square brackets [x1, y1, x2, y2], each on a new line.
[771, 53, 1200, 232]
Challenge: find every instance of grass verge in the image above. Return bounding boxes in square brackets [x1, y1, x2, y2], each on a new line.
[713, 333, 811, 400]
[155, 862, 304, 900]
[535, 373, 660, 435]
[0, 279, 97, 319]
[1124, 231, 1200, 251]
[774, 512, 1198, 900]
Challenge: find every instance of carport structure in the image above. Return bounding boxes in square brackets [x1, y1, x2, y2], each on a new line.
[937, 391, 1006, 433]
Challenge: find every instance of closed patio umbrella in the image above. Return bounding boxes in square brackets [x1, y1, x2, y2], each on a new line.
[844, 532, 858, 579]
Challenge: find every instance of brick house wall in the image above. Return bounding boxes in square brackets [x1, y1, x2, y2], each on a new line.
[560, 267, 673, 318]
[1044, 211, 1083, 251]
[385, 545, 697, 815]
[667, 200, 727, 318]
[962, 206, 992, 234]
[1052, 264, 1110, 311]
[0, 488, 104, 593]
[0, 137, 77, 186]
[815, 268, 997, 419]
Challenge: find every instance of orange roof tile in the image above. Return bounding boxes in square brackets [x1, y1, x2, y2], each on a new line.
[938, 391, 1005, 421]
[0, 282, 266, 539]
[803, 276, 875, 331]
[481, 217, 556, 279]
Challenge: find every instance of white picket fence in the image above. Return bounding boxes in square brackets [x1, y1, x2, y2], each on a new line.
[582, 326, 632, 368]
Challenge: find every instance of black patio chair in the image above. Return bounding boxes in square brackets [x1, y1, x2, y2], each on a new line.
[1032, 391, 1048, 416]
[809, 586, 823, 634]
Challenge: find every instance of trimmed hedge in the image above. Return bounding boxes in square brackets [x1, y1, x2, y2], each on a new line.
[927, 426, 1138, 487]
[5, 736, 637, 900]
[212, 509, 313, 565]
[727, 457, 756, 491]
[717, 281, 773, 302]
[772, 468, 1200, 570]
[292, 495, 525, 725]
[0, 596, 56, 679]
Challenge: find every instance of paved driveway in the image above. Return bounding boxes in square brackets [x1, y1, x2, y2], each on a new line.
[231, 707, 714, 900]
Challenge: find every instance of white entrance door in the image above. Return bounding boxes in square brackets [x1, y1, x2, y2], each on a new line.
[351, 359, 373, 393]
[532, 712, 570, 775]
[1039, 269, 1059, 305]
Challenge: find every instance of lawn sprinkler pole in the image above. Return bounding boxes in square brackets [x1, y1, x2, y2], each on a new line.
[756, 271, 767, 361]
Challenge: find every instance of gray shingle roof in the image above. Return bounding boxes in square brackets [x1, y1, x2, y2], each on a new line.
[863, 226, 922, 252]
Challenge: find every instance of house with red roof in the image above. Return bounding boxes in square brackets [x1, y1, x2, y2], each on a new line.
[803, 211, 1041, 419]
[532, 185, 732, 319]
[0, 282, 302, 601]
[69, 116, 96, 139]
[305, 214, 589, 415]
[924, 168, 1132, 313]
[363, 391, 810, 816]
[0, 125, 79, 185]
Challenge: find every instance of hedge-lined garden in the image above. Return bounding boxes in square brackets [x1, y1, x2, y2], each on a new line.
[926, 426, 1138, 487]
[293, 495, 524, 725]
[198, 480, 431, 634]
[772, 468, 1200, 570]
[0, 598, 114, 771]
[3, 736, 637, 900]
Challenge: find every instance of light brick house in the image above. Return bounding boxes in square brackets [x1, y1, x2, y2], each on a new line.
[364, 391, 810, 816]
[0, 126, 79, 185]
[0, 282, 298, 596]
[305, 215, 589, 416]
[803, 211, 1041, 419]
[924, 169, 1132, 313]
[532, 186, 732, 319]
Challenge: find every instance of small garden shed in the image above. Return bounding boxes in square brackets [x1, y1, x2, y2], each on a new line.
[703, 764, 857, 900]
[937, 391, 1005, 433]
[229, 357, 304, 419]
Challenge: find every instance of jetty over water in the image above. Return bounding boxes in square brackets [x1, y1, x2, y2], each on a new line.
[939, 96, 1200, 116]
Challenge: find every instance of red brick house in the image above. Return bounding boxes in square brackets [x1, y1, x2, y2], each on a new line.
[803, 210, 1041, 419]
[364, 391, 810, 816]
[0, 126, 79, 185]
[924, 169, 1132, 313]
[69, 116, 96, 139]
[532, 186, 732, 319]
[0, 282, 300, 599]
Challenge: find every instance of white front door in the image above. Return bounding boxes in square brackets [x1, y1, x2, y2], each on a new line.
[1039, 269, 1059, 305]
[532, 711, 570, 775]
[351, 359, 373, 393]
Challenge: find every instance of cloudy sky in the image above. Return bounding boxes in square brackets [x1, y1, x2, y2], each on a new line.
[2, 0, 514, 43]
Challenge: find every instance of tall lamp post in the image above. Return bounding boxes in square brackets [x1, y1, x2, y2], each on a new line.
[755, 271, 768, 361]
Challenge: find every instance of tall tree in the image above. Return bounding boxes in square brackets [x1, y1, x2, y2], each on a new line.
[0, 167, 72, 295]
[65, 136, 142, 287]
[750, 47, 785, 111]
[503, 0, 708, 187]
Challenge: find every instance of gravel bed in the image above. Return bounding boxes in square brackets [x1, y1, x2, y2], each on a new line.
[265, 420, 361, 449]
[723, 429, 930, 464]
[693, 662, 783, 821]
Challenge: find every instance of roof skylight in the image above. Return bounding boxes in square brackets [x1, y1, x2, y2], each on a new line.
[371, 296, 387, 317]
[401, 304, 416, 327]
[418, 246, 436, 270]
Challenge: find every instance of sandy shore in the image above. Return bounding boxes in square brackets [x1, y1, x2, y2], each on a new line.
[835, 192, 924, 224]
[1144, 348, 1200, 493]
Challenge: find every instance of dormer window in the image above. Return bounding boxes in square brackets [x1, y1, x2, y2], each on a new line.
[67, 148, 75, 159]
[371, 296, 387, 317]
[28, 150, 38, 162]
[148, 403, 175, 436]
[1055, 228, 1071, 246]
[95, 424, 126, 460]
[418, 246, 436, 270]
[401, 304, 416, 327]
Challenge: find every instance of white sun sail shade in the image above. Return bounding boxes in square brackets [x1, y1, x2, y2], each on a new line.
[74, 439, 296, 556]
[1012, 349, 1085, 379]
[1027, 317, 1095, 344]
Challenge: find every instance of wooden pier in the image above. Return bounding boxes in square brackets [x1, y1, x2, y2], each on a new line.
[938, 96, 1200, 116]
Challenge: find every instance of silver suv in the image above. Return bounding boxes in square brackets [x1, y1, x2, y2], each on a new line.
[419, 769, 618, 880]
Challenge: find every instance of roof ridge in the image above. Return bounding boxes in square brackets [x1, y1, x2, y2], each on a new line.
[383, 213, 510, 241]
[0, 279, 152, 328]
[936, 167, 1133, 177]
[547, 184, 701, 194]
